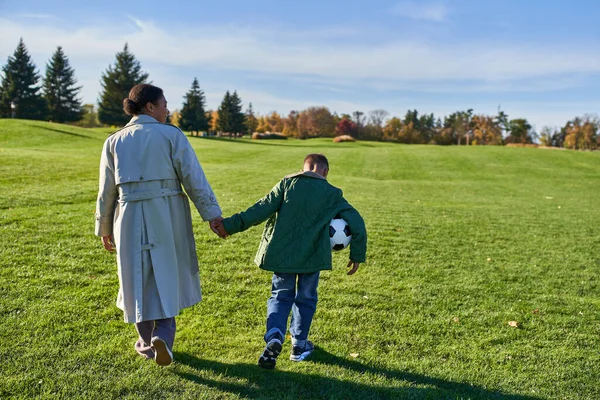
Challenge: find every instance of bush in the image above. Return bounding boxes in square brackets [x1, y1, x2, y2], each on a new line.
[333, 135, 356, 143]
[252, 132, 287, 140]
[506, 143, 538, 148]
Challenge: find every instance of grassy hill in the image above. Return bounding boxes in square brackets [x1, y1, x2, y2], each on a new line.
[1, 119, 599, 399]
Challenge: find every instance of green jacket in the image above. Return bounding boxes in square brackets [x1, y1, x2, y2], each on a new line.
[222, 171, 367, 273]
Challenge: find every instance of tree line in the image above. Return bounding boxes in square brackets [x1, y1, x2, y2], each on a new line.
[1, 38, 598, 150]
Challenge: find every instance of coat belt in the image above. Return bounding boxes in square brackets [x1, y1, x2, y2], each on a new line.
[118, 189, 182, 203]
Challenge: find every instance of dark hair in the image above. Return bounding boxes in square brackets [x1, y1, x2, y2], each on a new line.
[303, 153, 329, 170]
[123, 84, 164, 116]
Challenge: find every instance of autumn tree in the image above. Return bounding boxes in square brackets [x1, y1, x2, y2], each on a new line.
[209, 110, 218, 132]
[0, 38, 46, 119]
[471, 115, 503, 145]
[282, 110, 299, 137]
[98, 44, 149, 126]
[266, 111, 284, 133]
[335, 118, 358, 137]
[563, 116, 599, 150]
[256, 115, 270, 133]
[245, 102, 258, 134]
[42, 46, 83, 122]
[297, 107, 336, 138]
[382, 117, 402, 141]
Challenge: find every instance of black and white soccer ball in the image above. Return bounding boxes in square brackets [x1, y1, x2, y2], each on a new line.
[329, 218, 351, 251]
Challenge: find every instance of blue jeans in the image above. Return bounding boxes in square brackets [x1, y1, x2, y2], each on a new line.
[264, 271, 320, 346]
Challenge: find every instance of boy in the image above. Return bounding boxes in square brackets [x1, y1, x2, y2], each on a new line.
[214, 154, 367, 369]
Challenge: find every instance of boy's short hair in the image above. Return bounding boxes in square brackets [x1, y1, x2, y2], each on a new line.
[304, 154, 329, 170]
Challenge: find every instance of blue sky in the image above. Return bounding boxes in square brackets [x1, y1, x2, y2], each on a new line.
[1, 0, 599, 129]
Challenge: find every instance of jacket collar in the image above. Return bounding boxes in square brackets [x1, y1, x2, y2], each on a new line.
[284, 171, 327, 180]
[126, 114, 160, 126]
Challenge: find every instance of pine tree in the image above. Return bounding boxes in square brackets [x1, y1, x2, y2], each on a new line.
[217, 90, 246, 136]
[98, 43, 149, 126]
[43, 46, 83, 123]
[229, 91, 246, 135]
[179, 78, 210, 136]
[0, 38, 46, 119]
[216, 91, 232, 133]
[245, 102, 258, 134]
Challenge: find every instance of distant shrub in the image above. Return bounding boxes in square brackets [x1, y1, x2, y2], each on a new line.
[333, 135, 356, 143]
[252, 132, 287, 140]
[506, 143, 538, 148]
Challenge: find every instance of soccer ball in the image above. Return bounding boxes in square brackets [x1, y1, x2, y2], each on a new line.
[329, 218, 351, 251]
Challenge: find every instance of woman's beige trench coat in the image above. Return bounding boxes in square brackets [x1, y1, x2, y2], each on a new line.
[95, 115, 221, 323]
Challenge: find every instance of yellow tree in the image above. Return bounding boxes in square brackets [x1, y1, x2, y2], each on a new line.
[471, 115, 503, 145]
[382, 117, 402, 141]
[282, 110, 299, 137]
[169, 109, 181, 127]
[564, 117, 599, 150]
[256, 115, 270, 133]
[266, 111, 284, 133]
[209, 110, 219, 132]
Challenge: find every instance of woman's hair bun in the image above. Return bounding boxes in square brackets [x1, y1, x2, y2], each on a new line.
[122, 84, 163, 116]
[123, 98, 138, 115]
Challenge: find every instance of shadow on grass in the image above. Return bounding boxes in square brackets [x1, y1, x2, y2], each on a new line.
[173, 348, 539, 400]
[192, 136, 376, 148]
[35, 125, 100, 140]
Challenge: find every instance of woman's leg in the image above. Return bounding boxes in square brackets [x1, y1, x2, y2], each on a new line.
[134, 321, 155, 359]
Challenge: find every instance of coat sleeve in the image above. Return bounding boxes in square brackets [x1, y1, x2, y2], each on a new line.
[338, 203, 367, 263]
[171, 129, 222, 221]
[95, 139, 118, 237]
[222, 180, 285, 235]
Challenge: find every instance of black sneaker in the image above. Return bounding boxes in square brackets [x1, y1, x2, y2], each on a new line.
[258, 338, 283, 369]
[290, 340, 314, 362]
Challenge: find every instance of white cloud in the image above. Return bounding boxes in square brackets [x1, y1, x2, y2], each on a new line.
[1, 16, 599, 86]
[0, 16, 597, 128]
[391, 2, 448, 22]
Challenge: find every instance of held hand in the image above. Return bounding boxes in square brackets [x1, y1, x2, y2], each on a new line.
[102, 235, 116, 252]
[209, 216, 228, 239]
[346, 260, 360, 275]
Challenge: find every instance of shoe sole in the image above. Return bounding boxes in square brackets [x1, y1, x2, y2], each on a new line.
[290, 349, 313, 362]
[258, 340, 282, 369]
[152, 339, 173, 366]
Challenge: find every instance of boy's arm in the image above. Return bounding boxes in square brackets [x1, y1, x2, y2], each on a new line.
[222, 180, 285, 235]
[338, 205, 367, 264]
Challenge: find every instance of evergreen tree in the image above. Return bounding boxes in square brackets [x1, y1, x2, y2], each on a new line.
[230, 91, 246, 135]
[0, 38, 46, 119]
[43, 46, 83, 122]
[245, 102, 258, 134]
[179, 78, 209, 135]
[98, 43, 149, 126]
[217, 90, 246, 135]
[216, 91, 232, 133]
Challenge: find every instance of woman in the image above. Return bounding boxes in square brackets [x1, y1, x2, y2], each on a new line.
[95, 83, 223, 366]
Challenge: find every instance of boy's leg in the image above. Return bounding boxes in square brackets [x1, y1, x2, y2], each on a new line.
[265, 272, 296, 343]
[259, 273, 295, 369]
[289, 271, 320, 361]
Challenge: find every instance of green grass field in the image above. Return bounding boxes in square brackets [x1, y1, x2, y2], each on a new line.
[0, 119, 599, 399]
